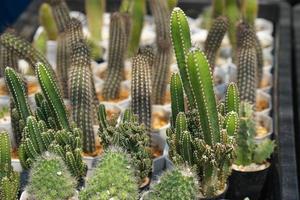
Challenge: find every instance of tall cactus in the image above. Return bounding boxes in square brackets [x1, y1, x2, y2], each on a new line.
[131, 51, 152, 130]
[170, 73, 185, 128]
[103, 12, 127, 100]
[212, 0, 225, 19]
[39, 3, 58, 40]
[241, 0, 258, 26]
[149, 0, 172, 104]
[236, 22, 257, 105]
[204, 16, 228, 70]
[0, 45, 18, 77]
[69, 40, 96, 154]
[46, 0, 71, 32]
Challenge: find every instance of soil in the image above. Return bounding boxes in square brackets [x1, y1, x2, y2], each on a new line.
[260, 78, 270, 89]
[152, 111, 168, 130]
[256, 124, 268, 138]
[0, 84, 8, 96]
[82, 137, 103, 157]
[97, 88, 129, 103]
[28, 82, 39, 95]
[150, 146, 163, 158]
[256, 99, 269, 111]
[11, 148, 19, 159]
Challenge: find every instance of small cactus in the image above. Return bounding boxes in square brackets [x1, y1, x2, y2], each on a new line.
[103, 12, 127, 100]
[131, 50, 152, 130]
[39, 3, 58, 40]
[170, 73, 185, 128]
[145, 167, 197, 200]
[26, 154, 76, 200]
[204, 16, 228, 70]
[46, 0, 71, 32]
[80, 149, 138, 200]
[236, 22, 257, 105]
[149, 0, 172, 105]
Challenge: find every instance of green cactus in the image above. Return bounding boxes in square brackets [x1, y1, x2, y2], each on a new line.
[236, 22, 257, 105]
[225, 82, 240, 114]
[0, 131, 20, 200]
[212, 0, 225, 19]
[255, 34, 263, 87]
[167, 0, 178, 11]
[0, 45, 18, 77]
[98, 106, 152, 180]
[149, 0, 172, 105]
[46, 0, 71, 32]
[26, 154, 76, 200]
[204, 16, 228, 70]
[241, 0, 258, 26]
[85, 0, 105, 60]
[36, 62, 70, 130]
[80, 149, 138, 200]
[69, 40, 96, 154]
[131, 51, 152, 129]
[39, 3, 58, 40]
[145, 167, 197, 200]
[103, 12, 127, 100]
[33, 29, 48, 54]
[235, 102, 275, 166]
[170, 8, 194, 107]
[170, 73, 185, 128]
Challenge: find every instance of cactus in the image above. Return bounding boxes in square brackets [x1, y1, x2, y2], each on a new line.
[241, 0, 258, 26]
[80, 149, 138, 200]
[145, 167, 197, 200]
[204, 16, 228, 70]
[39, 3, 58, 40]
[255, 33, 263, 87]
[85, 0, 105, 60]
[26, 154, 76, 200]
[167, 0, 178, 11]
[236, 22, 257, 105]
[33, 28, 48, 54]
[36, 62, 70, 130]
[46, 0, 71, 32]
[98, 106, 152, 180]
[69, 40, 96, 154]
[102, 12, 127, 100]
[131, 51, 152, 129]
[212, 0, 225, 19]
[225, 82, 240, 114]
[0, 45, 18, 77]
[149, 0, 172, 105]
[170, 8, 194, 107]
[0, 131, 20, 200]
[170, 73, 185, 128]
[235, 102, 275, 166]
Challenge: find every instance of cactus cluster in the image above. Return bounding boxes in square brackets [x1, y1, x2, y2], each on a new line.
[80, 148, 138, 200]
[26, 154, 76, 200]
[149, 0, 172, 105]
[169, 8, 239, 198]
[39, 3, 58, 40]
[0, 131, 20, 200]
[131, 50, 152, 129]
[145, 167, 197, 200]
[103, 12, 128, 101]
[98, 106, 152, 180]
[46, 0, 71, 32]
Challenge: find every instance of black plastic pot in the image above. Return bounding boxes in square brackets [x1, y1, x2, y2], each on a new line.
[227, 164, 270, 200]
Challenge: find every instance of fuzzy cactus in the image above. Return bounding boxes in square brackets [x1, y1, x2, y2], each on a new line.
[26, 154, 76, 200]
[39, 3, 58, 40]
[36, 62, 70, 130]
[145, 167, 197, 200]
[170, 73, 185, 128]
[46, 0, 71, 32]
[131, 51, 152, 129]
[80, 149, 138, 200]
[149, 0, 172, 105]
[212, 0, 225, 19]
[0, 45, 18, 77]
[204, 16, 228, 70]
[0, 131, 20, 200]
[237, 22, 257, 105]
[98, 106, 152, 180]
[69, 40, 96, 154]
[102, 12, 127, 100]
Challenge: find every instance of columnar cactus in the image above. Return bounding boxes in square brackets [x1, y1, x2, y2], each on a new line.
[167, 0, 178, 11]
[36, 62, 70, 130]
[46, 0, 71, 32]
[212, 0, 225, 19]
[170, 73, 185, 127]
[149, 0, 172, 104]
[39, 3, 58, 40]
[0, 131, 20, 200]
[145, 167, 197, 200]
[0, 45, 18, 77]
[103, 12, 127, 100]
[204, 16, 228, 70]
[69, 40, 96, 154]
[255, 35, 263, 86]
[131, 51, 152, 130]
[80, 149, 138, 200]
[241, 0, 258, 26]
[26, 154, 76, 200]
[236, 22, 257, 105]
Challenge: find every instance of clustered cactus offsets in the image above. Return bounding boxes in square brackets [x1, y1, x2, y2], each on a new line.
[0, 131, 20, 200]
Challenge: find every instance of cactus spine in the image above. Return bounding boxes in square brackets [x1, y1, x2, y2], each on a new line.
[26, 154, 76, 200]
[0, 45, 18, 77]
[69, 40, 96, 154]
[0, 131, 20, 200]
[103, 12, 127, 100]
[149, 0, 172, 104]
[170, 73, 185, 128]
[39, 3, 58, 40]
[131, 51, 152, 130]
[204, 16, 228, 70]
[80, 149, 138, 200]
[46, 0, 71, 32]
[237, 22, 257, 105]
